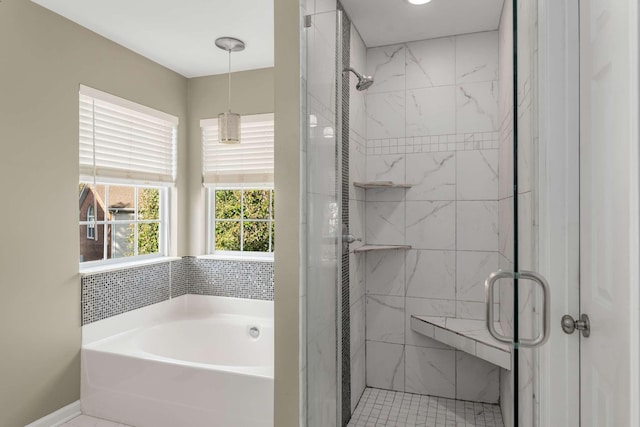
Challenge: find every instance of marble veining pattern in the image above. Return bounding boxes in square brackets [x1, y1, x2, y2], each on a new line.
[367, 154, 406, 183]
[348, 388, 504, 427]
[367, 92, 406, 139]
[456, 150, 499, 201]
[366, 250, 406, 297]
[456, 251, 500, 303]
[361, 29, 506, 407]
[456, 81, 499, 133]
[405, 346, 456, 398]
[366, 202, 406, 245]
[405, 250, 456, 300]
[406, 86, 456, 137]
[366, 44, 406, 94]
[406, 152, 456, 201]
[405, 37, 455, 89]
[405, 201, 456, 250]
[366, 341, 405, 392]
[366, 295, 405, 344]
[456, 201, 499, 251]
[455, 31, 499, 84]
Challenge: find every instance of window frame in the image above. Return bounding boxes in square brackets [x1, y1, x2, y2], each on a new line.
[78, 86, 178, 270]
[79, 181, 171, 268]
[86, 205, 96, 240]
[205, 185, 275, 259]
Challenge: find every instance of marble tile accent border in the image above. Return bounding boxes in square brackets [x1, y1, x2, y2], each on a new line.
[367, 132, 499, 156]
[410, 315, 511, 370]
[81, 257, 274, 325]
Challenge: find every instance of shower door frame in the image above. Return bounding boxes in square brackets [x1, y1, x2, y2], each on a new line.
[303, 8, 345, 427]
[536, 0, 581, 424]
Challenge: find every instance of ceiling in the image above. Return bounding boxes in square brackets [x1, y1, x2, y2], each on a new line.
[32, 0, 274, 78]
[341, 0, 505, 47]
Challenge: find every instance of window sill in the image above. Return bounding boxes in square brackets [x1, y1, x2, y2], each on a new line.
[197, 253, 274, 263]
[80, 256, 182, 276]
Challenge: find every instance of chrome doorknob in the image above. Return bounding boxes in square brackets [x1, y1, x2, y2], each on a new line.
[561, 314, 590, 337]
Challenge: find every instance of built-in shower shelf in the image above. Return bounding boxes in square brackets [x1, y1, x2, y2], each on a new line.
[353, 181, 413, 189]
[410, 315, 512, 370]
[353, 244, 412, 253]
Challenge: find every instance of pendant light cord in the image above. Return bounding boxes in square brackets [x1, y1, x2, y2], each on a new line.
[227, 50, 232, 112]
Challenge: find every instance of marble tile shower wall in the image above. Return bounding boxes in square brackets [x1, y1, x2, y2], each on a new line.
[363, 31, 501, 404]
[81, 257, 274, 325]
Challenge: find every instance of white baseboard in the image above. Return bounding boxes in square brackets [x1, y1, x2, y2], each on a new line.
[25, 401, 81, 427]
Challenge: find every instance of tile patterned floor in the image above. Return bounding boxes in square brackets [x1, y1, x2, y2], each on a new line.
[62, 389, 503, 427]
[60, 414, 132, 427]
[347, 388, 505, 427]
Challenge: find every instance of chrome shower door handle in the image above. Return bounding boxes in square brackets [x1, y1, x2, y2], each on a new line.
[484, 269, 551, 348]
[517, 270, 551, 348]
[485, 270, 515, 344]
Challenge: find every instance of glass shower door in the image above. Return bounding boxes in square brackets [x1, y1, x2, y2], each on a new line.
[488, 0, 547, 426]
[303, 9, 343, 427]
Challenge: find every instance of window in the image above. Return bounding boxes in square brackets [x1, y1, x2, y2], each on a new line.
[201, 114, 275, 255]
[79, 85, 177, 265]
[212, 188, 275, 253]
[86, 205, 95, 239]
[79, 184, 165, 262]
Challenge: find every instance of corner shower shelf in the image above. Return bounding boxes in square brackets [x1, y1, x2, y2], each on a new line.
[353, 181, 413, 189]
[353, 244, 412, 253]
[410, 315, 512, 370]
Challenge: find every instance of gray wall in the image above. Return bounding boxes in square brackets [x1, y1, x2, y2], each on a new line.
[0, 0, 278, 427]
[0, 1, 188, 425]
[274, 0, 303, 424]
[0, 2, 276, 425]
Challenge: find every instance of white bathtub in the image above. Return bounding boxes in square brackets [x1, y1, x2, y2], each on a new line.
[81, 295, 273, 427]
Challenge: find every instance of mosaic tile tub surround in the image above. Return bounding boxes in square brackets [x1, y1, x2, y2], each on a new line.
[81, 257, 274, 325]
[186, 257, 274, 300]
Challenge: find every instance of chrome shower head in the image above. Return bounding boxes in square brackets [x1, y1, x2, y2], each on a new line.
[343, 67, 374, 91]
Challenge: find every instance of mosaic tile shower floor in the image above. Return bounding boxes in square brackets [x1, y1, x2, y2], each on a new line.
[347, 387, 505, 427]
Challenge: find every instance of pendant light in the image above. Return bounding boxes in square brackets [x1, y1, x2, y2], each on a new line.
[215, 37, 245, 144]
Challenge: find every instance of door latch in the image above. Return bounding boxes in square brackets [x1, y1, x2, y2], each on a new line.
[561, 313, 590, 337]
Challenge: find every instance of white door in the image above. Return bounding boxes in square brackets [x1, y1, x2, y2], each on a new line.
[579, 0, 639, 425]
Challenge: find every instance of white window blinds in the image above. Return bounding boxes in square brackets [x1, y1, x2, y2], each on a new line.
[79, 85, 178, 184]
[201, 113, 274, 185]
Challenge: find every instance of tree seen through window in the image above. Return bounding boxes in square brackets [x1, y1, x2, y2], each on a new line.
[214, 189, 274, 252]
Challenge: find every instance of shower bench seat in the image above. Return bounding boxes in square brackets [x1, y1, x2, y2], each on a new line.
[410, 315, 512, 370]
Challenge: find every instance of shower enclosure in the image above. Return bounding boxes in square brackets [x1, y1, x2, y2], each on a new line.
[302, 9, 343, 427]
[302, 2, 548, 426]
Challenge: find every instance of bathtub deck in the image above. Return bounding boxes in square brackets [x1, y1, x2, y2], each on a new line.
[348, 388, 504, 427]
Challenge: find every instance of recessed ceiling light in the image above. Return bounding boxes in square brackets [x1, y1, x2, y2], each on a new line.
[407, 0, 432, 4]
